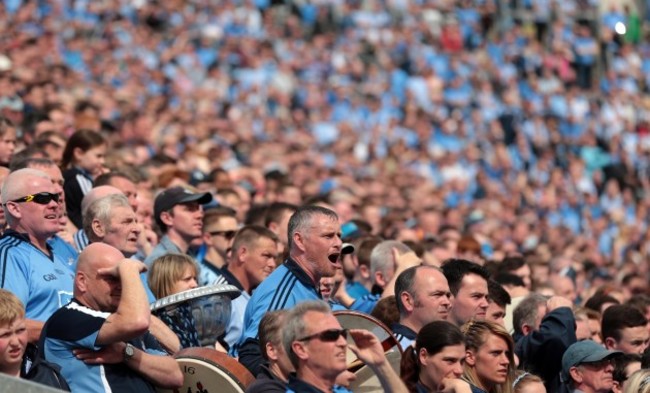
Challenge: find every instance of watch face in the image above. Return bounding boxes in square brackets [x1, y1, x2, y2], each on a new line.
[125, 344, 135, 357]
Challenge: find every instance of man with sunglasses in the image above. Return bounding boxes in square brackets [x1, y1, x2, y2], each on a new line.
[561, 340, 622, 393]
[196, 206, 239, 285]
[144, 186, 213, 267]
[283, 300, 406, 393]
[0, 168, 74, 343]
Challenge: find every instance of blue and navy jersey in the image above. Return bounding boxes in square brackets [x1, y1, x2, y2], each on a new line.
[44, 299, 165, 393]
[0, 231, 74, 321]
[239, 258, 320, 343]
[286, 375, 352, 393]
[237, 258, 321, 374]
[73, 229, 90, 253]
[392, 322, 417, 350]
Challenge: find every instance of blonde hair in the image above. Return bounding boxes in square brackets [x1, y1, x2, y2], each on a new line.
[0, 289, 25, 326]
[148, 253, 199, 299]
[462, 320, 515, 393]
[624, 369, 650, 393]
[513, 371, 545, 393]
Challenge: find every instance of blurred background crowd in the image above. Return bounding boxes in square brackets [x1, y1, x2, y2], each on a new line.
[2, 0, 650, 302]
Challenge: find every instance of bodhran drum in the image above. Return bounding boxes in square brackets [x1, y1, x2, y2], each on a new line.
[334, 310, 403, 393]
[156, 348, 255, 393]
[151, 284, 240, 347]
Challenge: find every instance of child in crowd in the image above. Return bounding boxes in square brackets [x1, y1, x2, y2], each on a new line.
[0, 289, 27, 378]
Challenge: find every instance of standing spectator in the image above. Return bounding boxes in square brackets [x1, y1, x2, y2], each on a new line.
[144, 186, 212, 266]
[0, 168, 73, 342]
[61, 129, 107, 228]
[237, 205, 342, 375]
[573, 25, 599, 89]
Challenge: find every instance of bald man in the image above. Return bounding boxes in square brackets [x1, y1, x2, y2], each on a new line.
[42, 243, 183, 393]
[0, 168, 73, 342]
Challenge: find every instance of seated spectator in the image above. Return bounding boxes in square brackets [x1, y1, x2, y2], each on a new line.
[43, 243, 183, 392]
[601, 305, 649, 355]
[148, 253, 200, 349]
[0, 289, 26, 378]
[400, 320, 467, 392]
[282, 300, 406, 392]
[245, 310, 292, 393]
[441, 259, 490, 326]
[561, 340, 622, 393]
[623, 369, 650, 393]
[462, 320, 516, 393]
[611, 354, 641, 393]
[513, 294, 576, 392]
[370, 296, 400, 328]
[512, 371, 546, 393]
[392, 265, 452, 349]
[486, 280, 511, 327]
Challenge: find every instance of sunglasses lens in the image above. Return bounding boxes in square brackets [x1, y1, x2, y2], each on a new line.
[33, 193, 58, 204]
[226, 231, 236, 240]
[322, 329, 346, 342]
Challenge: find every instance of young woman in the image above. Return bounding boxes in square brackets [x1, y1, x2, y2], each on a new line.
[461, 320, 515, 393]
[401, 320, 470, 393]
[149, 253, 200, 348]
[61, 129, 107, 228]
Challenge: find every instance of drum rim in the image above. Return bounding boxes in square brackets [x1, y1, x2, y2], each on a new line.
[175, 347, 255, 390]
[150, 284, 241, 311]
[333, 309, 404, 354]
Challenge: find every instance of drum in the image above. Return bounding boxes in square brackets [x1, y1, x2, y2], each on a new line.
[151, 284, 240, 347]
[156, 348, 255, 393]
[334, 310, 403, 393]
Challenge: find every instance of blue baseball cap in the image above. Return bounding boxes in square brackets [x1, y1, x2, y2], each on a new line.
[561, 340, 621, 383]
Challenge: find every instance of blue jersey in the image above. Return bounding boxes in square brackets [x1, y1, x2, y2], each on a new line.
[47, 235, 78, 272]
[237, 258, 321, 374]
[286, 375, 352, 393]
[0, 231, 74, 321]
[44, 299, 165, 393]
[350, 293, 380, 314]
[392, 323, 416, 350]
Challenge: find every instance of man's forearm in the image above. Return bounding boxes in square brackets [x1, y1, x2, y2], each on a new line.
[126, 348, 183, 389]
[370, 361, 408, 393]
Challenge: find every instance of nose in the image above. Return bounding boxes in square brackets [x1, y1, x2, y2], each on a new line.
[500, 354, 510, 366]
[189, 278, 198, 289]
[480, 298, 489, 309]
[452, 362, 463, 377]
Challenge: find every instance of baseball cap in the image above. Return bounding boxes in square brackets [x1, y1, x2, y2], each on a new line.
[154, 187, 213, 221]
[342, 243, 355, 255]
[561, 340, 621, 382]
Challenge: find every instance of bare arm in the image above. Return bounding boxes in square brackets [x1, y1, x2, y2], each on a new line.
[348, 329, 407, 393]
[97, 259, 151, 345]
[149, 316, 181, 355]
[381, 249, 421, 298]
[75, 342, 183, 389]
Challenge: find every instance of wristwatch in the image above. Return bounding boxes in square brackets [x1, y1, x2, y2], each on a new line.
[123, 343, 135, 362]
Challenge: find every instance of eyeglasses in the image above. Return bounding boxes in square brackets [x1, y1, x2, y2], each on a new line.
[297, 329, 348, 342]
[209, 230, 236, 240]
[10, 192, 60, 205]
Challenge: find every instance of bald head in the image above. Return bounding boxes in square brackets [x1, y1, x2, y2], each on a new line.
[81, 186, 123, 215]
[1, 168, 52, 203]
[76, 243, 124, 276]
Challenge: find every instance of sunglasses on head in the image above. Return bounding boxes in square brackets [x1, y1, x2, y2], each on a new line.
[209, 230, 236, 240]
[11, 192, 60, 205]
[298, 329, 348, 343]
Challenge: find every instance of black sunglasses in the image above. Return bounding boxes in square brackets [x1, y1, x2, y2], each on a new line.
[298, 329, 348, 343]
[11, 192, 60, 205]
[209, 230, 236, 240]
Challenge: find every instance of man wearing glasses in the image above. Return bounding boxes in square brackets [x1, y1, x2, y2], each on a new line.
[0, 168, 74, 343]
[144, 186, 212, 267]
[283, 300, 406, 393]
[561, 340, 622, 393]
[196, 206, 239, 285]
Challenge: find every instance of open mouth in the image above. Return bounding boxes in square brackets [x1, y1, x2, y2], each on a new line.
[328, 253, 340, 263]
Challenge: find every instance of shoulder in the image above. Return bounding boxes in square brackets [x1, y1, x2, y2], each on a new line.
[46, 301, 108, 341]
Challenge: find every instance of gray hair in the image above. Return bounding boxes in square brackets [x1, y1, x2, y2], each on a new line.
[370, 240, 412, 278]
[287, 205, 338, 249]
[83, 194, 132, 242]
[513, 293, 548, 336]
[2, 168, 52, 225]
[282, 300, 332, 368]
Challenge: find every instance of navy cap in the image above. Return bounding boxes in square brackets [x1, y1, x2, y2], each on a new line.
[154, 187, 213, 223]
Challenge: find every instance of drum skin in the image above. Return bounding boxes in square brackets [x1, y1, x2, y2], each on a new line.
[156, 348, 255, 393]
[334, 310, 403, 393]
